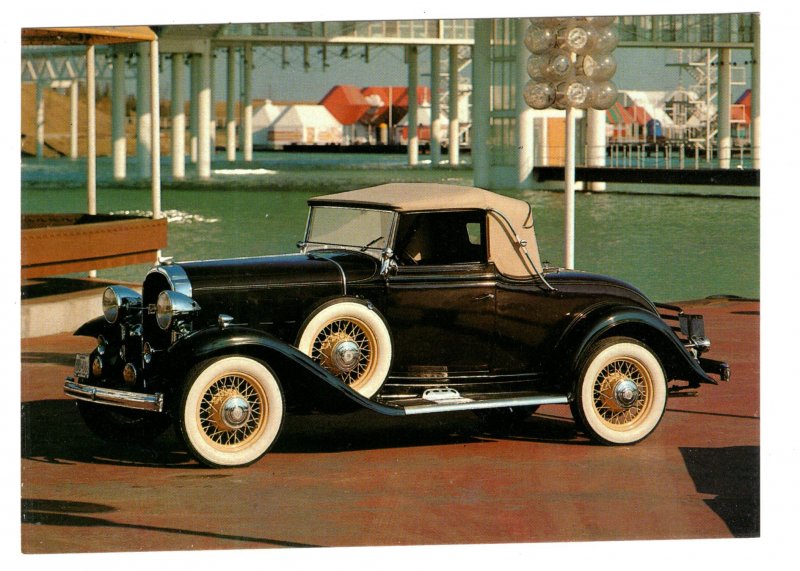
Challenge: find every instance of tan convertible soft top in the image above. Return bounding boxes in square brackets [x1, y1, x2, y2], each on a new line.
[309, 183, 543, 279]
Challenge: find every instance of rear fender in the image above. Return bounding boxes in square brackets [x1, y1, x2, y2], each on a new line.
[556, 305, 714, 391]
[163, 325, 403, 416]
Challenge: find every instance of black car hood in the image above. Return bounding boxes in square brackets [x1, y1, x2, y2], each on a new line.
[179, 251, 378, 296]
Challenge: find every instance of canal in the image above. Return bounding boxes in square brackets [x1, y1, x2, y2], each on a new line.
[21, 152, 759, 303]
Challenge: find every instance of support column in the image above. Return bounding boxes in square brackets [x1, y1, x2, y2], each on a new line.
[243, 43, 253, 162]
[150, 39, 162, 219]
[35, 81, 45, 159]
[86, 45, 97, 215]
[718, 47, 732, 169]
[586, 109, 606, 191]
[70, 80, 79, 159]
[751, 14, 760, 169]
[407, 46, 419, 166]
[171, 53, 186, 179]
[564, 106, 576, 270]
[430, 45, 442, 166]
[112, 50, 127, 180]
[136, 42, 152, 179]
[472, 20, 491, 188]
[448, 45, 460, 166]
[190, 54, 199, 163]
[209, 49, 217, 157]
[198, 46, 212, 179]
[516, 19, 534, 188]
[226, 46, 237, 161]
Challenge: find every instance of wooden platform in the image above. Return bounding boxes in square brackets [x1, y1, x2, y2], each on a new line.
[21, 213, 167, 279]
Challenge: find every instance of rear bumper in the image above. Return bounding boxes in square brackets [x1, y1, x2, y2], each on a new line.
[64, 378, 164, 413]
[699, 357, 731, 382]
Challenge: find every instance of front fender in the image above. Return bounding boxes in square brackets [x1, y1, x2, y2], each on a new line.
[556, 305, 715, 390]
[74, 316, 109, 338]
[163, 325, 404, 416]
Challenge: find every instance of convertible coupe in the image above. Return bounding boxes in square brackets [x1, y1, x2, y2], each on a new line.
[65, 183, 729, 467]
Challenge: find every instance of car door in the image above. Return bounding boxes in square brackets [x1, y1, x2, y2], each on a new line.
[382, 210, 496, 376]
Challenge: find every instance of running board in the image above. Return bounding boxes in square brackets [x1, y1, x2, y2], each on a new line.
[398, 389, 569, 415]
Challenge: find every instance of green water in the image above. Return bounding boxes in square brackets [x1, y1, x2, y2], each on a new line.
[20, 153, 759, 303]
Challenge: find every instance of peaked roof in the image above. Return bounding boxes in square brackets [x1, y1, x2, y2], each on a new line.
[320, 85, 371, 125]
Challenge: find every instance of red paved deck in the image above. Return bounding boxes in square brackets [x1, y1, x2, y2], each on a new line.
[20, 299, 761, 558]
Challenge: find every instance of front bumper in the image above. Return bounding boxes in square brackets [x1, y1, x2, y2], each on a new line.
[64, 378, 164, 413]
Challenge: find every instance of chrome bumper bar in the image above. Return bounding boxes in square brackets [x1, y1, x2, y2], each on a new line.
[64, 378, 164, 413]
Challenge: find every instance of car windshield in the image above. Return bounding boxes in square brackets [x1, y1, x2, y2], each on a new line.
[305, 206, 395, 254]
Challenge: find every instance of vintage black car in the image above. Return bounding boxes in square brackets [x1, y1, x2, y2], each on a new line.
[65, 183, 729, 467]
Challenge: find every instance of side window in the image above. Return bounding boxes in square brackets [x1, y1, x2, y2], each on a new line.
[395, 211, 487, 266]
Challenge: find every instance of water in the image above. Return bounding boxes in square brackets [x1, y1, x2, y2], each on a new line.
[20, 153, 759, 303]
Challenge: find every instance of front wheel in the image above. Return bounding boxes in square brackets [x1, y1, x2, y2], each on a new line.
[573, 337, 667, 445]
[178, 356, 285, 468]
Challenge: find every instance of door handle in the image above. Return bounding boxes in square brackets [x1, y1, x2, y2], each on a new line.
[474, 293, 495, 301]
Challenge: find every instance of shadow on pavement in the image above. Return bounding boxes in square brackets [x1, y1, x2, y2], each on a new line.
[21, 498, 319, 549]
[680, 446, 760, 538]
[22, 399, 583, 466]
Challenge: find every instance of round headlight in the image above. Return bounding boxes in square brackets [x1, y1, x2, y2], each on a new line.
[102, 287, 119, 323]
[102, 286, 142, 324]
[156, 291, 174, 330]
[156, 290, 201, 331]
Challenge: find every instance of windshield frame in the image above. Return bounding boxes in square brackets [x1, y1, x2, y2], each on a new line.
[302, 205, 398, 257]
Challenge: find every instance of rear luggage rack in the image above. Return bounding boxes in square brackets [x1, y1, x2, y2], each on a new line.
[656, 302, 711, 354]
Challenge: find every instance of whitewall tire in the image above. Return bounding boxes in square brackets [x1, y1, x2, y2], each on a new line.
[296, 300, 392, 399]
[179, 356, 284, 468]
[574, 337, 667, 445]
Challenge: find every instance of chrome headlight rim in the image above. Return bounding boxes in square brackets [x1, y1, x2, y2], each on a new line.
[156, 290, 201, 331]
[102, 286, 142, 324]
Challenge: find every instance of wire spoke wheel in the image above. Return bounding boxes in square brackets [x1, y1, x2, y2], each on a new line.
[297, 301, 392, 399]
[180, 356, 284, 468]
[575, 337, 667, 445]
[311, 317, 377, 391]
[591, 357, 652, 429]
[197, 372, 267, 450]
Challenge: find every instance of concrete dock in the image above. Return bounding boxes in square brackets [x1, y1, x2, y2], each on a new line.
[20, 295, 761, 557]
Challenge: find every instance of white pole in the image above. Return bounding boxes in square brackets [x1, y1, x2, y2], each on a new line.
[243, 43, 253, 162]
[171, 53, 186, 179]
[472, 20, 491, 188]
[564, 106, 576, 270]
[70, 80, 79, 160]
[150, 39, 162, 218]
[87, 45, 96, 215]
[190, 54, 199, 163]
[407, 46, 419, 166]
[430, 45, 442, 166]
[751, 14, 760, 169]
[718, 47, 732, 169]
[35, 81, 45, 159]
[226, 46, 237, 162]
[705, 49, 712, 165]
[448, 45, 460, 166]
[112, 50, 126, 180]
[198, 45, 212, 179]
[516, 19, 534, 188]
[137, 42, 152, 179]
[586, 108, 606, 190]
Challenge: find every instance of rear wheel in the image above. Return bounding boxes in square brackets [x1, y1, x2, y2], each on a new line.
[178, 356, 284, 468]
[573, 337, 667, 445]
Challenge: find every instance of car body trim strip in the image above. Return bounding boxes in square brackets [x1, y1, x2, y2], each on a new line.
[403, 394, 568, 415]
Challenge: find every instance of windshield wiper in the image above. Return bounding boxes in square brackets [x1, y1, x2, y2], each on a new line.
[360, 236, 384, 251]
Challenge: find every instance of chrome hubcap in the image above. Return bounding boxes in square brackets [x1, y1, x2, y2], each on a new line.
[221, 395, 251, 429]
[613, 378, 639, 408]
[332, 340, 361, 372]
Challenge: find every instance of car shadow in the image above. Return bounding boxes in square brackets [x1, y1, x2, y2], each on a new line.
[21, 399, 193, 469]
[679, 446, 760, 538]
[21, 498, 319, 549]
[23, 398, 588, 466]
